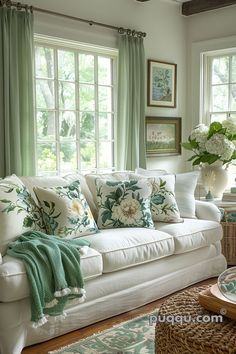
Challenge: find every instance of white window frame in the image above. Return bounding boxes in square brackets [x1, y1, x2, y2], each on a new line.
[34, 34, 118, 175]
[201, 48, 236, 126]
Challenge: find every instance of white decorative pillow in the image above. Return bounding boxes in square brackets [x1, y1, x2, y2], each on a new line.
[174, 171, 199, 218]
[96, 179, 154, 229]
[0, 175, 43, 256]
[34, 180, 98, 238]
[133, 169, 199, 218]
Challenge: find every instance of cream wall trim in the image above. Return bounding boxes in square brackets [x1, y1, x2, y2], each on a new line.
[191, 35, 236, 128]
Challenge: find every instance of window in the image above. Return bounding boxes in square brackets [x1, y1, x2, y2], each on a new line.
[202, 49, 236, 185]
[34, 36, 117, 175]
[202, 51, 236, 124]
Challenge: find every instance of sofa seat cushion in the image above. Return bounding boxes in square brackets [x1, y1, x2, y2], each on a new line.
[0, 248, 103, 302]
[85, 228, 174, 273]
[155, 218, 223, 254]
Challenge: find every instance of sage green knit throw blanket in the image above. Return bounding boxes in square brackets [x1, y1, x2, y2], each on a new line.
[7, 231, 90, 327]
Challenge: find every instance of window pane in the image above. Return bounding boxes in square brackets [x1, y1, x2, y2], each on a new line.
[80, 112, 95, 140]
[59, 111, 76, 139]
[98, 57, 111, 85]
[36, 80, 55, 109]
[212, 85, 228, 112]
[80, 84, 95, 111]
[230, 84, 236, 111]
[58, 82, 75, 109]
[60, 143, 77, 172]
[230, 113, 236, 119]
[37, 143, 57, 173]
[210, 113, 227, 123]
[231, 56, 236, 83]
[37, 111, 55, 140]
[58, 50, 75, 81]
[99, 142, 113, 168]
[212, 57, 229, 84]
[99, 86, 112, 112]
[80, 141, 96, 170]
[35, 46, 54, 79]
[79, 54, 94, 83]
[99, 113, 113, 140]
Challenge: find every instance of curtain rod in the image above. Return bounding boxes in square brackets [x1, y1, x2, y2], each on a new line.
[33, 6, 147, 38]
[0, 0, 147, 38]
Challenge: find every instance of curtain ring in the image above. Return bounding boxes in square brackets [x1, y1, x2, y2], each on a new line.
[132, 30, 136, 37]
[16, 2, 22, 10]
[6, 0, 12, 8]
[126, 29, 131, 36]
[118, 27, 125, 35]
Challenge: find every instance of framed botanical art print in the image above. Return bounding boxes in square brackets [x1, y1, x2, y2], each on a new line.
[146, 117, 181, 156]
[147, 60, 177, 107]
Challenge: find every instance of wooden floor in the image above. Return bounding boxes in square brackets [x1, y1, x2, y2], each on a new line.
[22, 278, 216, 354]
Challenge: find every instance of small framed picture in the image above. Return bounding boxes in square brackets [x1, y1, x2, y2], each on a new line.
[146, 117, 181, 156]
[147, 60, 177, 107]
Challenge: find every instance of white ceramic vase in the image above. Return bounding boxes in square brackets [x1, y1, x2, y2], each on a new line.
[200, 163, 229, 199]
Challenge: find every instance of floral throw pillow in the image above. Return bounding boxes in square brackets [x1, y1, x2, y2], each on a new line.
[96, 179, 154, 229]
[34, 180, 98, 238]
[0, 175, 44, 256]
[149, 175, 183, 223]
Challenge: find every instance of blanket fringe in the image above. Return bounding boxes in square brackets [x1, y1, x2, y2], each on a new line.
[32, 315, 48, 328]
[45, 298, 58, 308]
[54, 287, 71, 297]
[47, 311, 67, 323]
[70, 287, 86, 295]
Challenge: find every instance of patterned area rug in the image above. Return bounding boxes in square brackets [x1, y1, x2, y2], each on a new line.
[49, 312, 157, 354]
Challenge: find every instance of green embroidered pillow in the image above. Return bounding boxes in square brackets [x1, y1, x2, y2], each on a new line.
[0, 175, 44, 256]
[96, 179, 154, 229]
[34, 180, 98, 238]
[149, 175, 182, 223]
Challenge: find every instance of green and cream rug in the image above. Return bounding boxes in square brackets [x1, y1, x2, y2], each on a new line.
[49, 312, 157, 354]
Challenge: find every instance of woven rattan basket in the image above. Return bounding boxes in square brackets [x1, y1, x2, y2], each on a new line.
[221, 222, 236, 265]
[155, 285, 236, 354]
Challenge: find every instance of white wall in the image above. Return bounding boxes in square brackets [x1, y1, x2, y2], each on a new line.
[30, 0, 187, 173]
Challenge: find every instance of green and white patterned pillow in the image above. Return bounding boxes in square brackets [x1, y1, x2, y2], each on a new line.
[34, 180, 98, 238]
[0, 175, 43, 256]
[96, 179, 154, 229]
[149, 175, 183, 223]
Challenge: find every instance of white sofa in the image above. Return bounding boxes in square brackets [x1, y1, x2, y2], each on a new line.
[0, 171, 227, 354]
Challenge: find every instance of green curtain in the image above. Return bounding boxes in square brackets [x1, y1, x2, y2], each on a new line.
[116, 35, 146, 170]
[0, 7, 35, 178]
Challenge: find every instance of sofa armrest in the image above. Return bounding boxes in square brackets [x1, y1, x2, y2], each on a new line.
[195, 200, 222, 222]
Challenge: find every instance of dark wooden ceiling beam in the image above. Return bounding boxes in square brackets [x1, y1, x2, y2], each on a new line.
[182, 0, 236, 16]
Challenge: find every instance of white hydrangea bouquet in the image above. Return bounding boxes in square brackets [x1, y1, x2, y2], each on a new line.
[182, 120, 236, 166]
